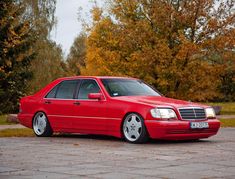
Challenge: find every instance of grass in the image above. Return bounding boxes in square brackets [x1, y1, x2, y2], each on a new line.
[0, 115, 13, 125]
[0, 128, 34, 137]
[205, 102, 235, 115]
[220, 119, 235, 127]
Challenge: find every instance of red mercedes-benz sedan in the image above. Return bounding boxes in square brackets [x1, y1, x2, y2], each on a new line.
[18, 76, 220, 143]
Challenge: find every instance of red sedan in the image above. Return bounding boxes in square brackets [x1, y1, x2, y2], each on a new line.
[18, 76, 220, 143]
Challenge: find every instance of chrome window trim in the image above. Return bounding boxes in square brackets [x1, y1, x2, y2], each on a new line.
[43, 98, 101, 102]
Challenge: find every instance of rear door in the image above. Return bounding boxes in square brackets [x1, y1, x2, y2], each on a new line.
[43, 79, 80, 131]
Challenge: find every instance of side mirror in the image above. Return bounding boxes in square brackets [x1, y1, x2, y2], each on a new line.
[88, 93, 104, 100]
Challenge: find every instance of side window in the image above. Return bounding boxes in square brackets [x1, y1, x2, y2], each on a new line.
[107, 82, 125, 97]
[46, 85, 59, 98]
[77, 79, 100, 99]
[55, 80, 78, 99]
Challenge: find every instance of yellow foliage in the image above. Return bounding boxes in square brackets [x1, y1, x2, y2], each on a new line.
[82, 0, 235, 101]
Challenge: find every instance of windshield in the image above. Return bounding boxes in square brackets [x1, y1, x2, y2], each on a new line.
[101, 78, 161, 97]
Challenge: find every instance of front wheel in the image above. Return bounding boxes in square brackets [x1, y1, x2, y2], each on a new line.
[122, 113, 149, 143]
[33, 112, 53, 137]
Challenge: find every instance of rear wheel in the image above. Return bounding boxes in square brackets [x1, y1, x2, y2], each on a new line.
[33, 112, 53, 137]
[122, 113, 149, 143]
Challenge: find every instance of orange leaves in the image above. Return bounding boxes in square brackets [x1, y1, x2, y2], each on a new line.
[92, 7, 103, 22]
[82, 0, 235, 101]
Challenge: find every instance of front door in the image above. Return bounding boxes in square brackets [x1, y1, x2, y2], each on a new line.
[72, 79, 107, 134]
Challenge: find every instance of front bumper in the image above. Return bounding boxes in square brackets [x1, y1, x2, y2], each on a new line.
[145, 119, 220, 140]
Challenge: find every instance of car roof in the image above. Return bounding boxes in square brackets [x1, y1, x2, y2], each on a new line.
[57, 76, 137, 81]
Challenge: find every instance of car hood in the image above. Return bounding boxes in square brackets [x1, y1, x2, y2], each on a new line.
[114, 96, 208, 109]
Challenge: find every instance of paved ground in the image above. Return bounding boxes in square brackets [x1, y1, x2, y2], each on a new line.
[0, 124, 26, 130]
[0, 128, 235, 179]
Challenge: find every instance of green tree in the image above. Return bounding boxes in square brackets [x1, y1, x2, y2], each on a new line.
[0, 0, 35, 113]
[67, 33, 86, 75]
[82, 0, 235, 101]
[22, 0, 56, 38]
[23, 0, 66, 94]
[28, 41, 66, 93]
[0, 0, 65, 113]
[219, 57, 235, 101]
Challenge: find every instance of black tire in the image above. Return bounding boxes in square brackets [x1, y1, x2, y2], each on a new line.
[122, 113, 149, 144]
[33, 112, 53, 137]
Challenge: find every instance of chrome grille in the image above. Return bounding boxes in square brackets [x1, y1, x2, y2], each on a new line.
[179, 108, 206, 120]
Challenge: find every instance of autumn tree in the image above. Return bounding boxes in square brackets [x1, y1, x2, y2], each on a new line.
[0, 0, 35, 113]
[82, 0, 235, 101]
[24, 0, 66, 94]
[28, 41, 66, 93]
[67, 33, 86, 75]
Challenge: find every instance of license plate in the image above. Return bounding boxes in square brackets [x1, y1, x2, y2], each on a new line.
[190, 122, 209, 129]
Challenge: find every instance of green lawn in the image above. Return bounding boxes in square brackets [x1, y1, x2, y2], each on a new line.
[0, 128, 34, 137]
[0, 115, 13, 125]
[220, 119, 235, 127]
[205, 102, 235, 115]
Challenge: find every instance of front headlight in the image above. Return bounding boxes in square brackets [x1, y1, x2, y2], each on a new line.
[205, 108, 216, 118]
[150, 108, 177, 119]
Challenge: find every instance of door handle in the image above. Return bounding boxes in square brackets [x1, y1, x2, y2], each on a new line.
[44, 100, 51, 104]
[73, 101, 80, 105]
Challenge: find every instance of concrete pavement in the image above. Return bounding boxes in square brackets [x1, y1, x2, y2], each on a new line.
[0, 124, 26, 130]
[0, 128, 235, 179]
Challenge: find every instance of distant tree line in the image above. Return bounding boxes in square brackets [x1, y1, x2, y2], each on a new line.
[0, 0, 234, 114]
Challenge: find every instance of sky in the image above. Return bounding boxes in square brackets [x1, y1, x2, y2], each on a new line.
[50, 0, 104, 57]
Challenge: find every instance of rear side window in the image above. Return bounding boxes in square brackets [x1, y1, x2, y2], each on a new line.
[56, 80, 78, 99]
[46, 85, 59, 98]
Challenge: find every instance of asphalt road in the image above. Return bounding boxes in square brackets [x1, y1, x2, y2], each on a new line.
[0, 128, 235, 179]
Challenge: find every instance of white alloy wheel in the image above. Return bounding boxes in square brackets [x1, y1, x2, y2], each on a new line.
[33, 112, 52, 137]
[123, 113, 148, 143]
